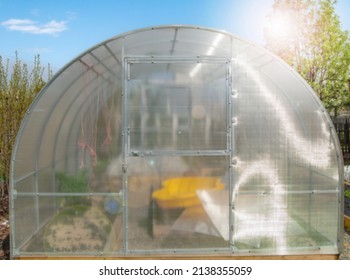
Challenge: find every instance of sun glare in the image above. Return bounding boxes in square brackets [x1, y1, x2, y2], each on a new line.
[266, 11, 294, 40]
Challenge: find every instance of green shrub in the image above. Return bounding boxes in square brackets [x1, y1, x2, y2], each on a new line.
[56, 169, 90, 206]
[0, 53, 52, 199]
[345, 189, 350, 199]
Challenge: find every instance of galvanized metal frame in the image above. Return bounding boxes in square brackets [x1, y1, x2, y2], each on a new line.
[123, 55, 232, 254]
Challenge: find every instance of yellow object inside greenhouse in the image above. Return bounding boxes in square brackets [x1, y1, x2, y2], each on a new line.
[152, 177, 224, 209]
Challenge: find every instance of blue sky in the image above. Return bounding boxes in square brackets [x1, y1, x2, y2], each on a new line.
[1, 0, 349, 71]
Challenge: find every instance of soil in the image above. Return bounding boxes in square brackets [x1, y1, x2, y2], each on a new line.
[42, 205, 111, 252]
[0, 195, 9, 260]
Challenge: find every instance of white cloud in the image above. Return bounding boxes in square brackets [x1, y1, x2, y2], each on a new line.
[2, 19, 35, 25]
[1, 18, 68, 35]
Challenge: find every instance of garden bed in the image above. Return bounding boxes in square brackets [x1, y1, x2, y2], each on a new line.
[345, 216, 350, 232]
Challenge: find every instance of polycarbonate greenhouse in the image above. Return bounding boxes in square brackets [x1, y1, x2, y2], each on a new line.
[10, 26, 344, 259]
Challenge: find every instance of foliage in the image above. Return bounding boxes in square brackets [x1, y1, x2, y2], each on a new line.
[56, 169, 90, 206]
[56, 169, 89, 193]
[345, 189, 350, 198]
[0, 53, 51, 198]
[264, 0, 350, 116]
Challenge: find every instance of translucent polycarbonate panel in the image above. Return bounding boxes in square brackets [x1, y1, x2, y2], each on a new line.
[52, 98, 81, 169]
[232, 58, 338, 174]
[13, 174, 35, 193]
[125, 156, 230, 201]
[127, 156, 230, 252]
[172, 28, 232, 57]
[37, 167, 54, 193]
[12, 195, 38, 250]
[13, 195, 57, 256]
[104, 157, 123, 191]
[260, 59, 339, 172]
[33, 62, 84, 115]
[234, 45, 267, 67]
[232, 191, 338, 253]
[288, 192, 338, 243]
[13, 111, 47, 179]
[91, 44, 125, 79]
[105, 38, 123, 61]
[231, 49, 340, 255]
[127, 61, 228, 152]
[123, 28, 175, 56]
[13, 196, 122, 255]
[233, 192, 289, 252]
[36, 114, 63, 169]
[284, 162, 338, 192]
[127, 206, 230, 252]
[122, 27, 233, 58]
[133, 155, 230, 180]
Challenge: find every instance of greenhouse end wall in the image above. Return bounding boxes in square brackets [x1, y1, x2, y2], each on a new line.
[10, 26, 343, 259]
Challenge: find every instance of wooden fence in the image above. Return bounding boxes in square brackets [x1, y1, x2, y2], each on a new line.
[332, 117, 350, 159]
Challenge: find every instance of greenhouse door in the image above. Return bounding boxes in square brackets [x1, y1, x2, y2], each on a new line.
[123, 57, 233, 254]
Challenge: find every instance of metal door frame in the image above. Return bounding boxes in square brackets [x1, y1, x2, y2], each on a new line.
[121, 55, 233, 254]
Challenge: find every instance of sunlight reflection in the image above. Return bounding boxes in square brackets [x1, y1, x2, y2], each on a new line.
[233, 58, 331, 168]
[189, 33, 224, 77]
[233, 158, 288, 252]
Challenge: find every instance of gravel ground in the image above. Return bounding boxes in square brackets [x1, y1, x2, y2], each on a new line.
[339, 230, 350, 260]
